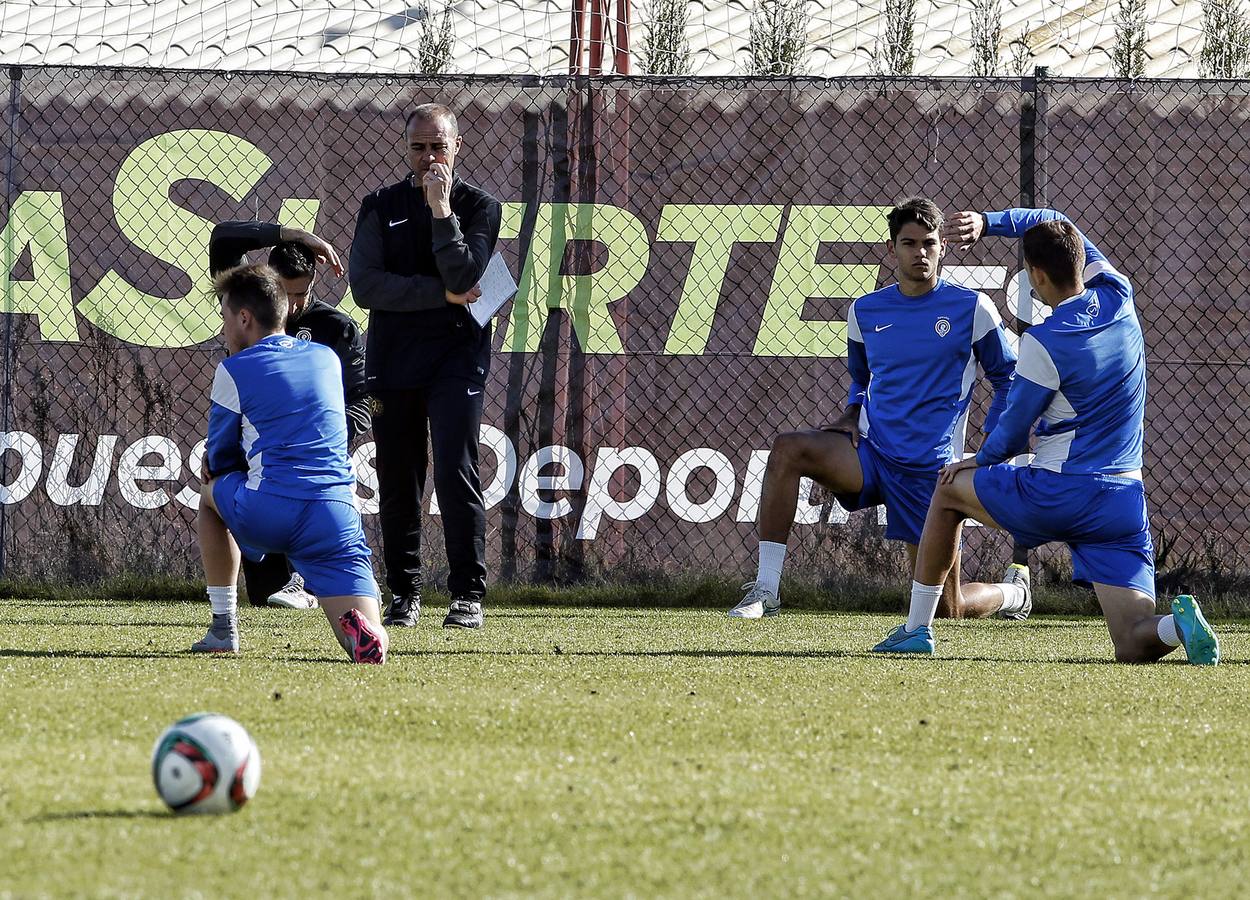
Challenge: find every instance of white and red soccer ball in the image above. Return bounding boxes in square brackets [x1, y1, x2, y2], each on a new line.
[151, 713, 261, 814]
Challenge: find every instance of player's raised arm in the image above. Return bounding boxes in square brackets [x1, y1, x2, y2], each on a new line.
[974, 331, 1056, 467]
[209, 221, 283, 276]
[976, 208, 1117, 276]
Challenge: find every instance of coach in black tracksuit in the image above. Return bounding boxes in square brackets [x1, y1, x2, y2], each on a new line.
[348, 103, 501, 630]
[209, 221, 370, 606]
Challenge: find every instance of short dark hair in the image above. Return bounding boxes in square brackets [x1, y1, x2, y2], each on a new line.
[268, 241, 316, 280]
[405, 103, 458, 135]
[1022, 220, 1084, 287]
[887, 197, 943, 241]
[213, 264, 286, 331]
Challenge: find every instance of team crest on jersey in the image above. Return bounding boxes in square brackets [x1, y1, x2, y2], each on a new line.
[1085, 297, 1100, 318]
[934, 317, 951, 337]
[278, 337, 296, 349]
[295, 328, 313, 342]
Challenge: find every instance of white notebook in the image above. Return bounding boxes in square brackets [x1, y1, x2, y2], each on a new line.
[471, 252, 519, 327]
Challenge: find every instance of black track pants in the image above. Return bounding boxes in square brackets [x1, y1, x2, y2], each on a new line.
[371, 381, 487, 601]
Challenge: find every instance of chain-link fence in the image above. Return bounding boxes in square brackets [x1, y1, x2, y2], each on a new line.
[2, 66, 1248, 596]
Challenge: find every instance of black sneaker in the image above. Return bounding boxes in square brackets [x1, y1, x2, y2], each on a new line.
[383, 593, 420, 627]
[443, 598, 483, 629]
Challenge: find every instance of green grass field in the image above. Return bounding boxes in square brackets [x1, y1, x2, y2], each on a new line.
[2, 599, 1247, 898]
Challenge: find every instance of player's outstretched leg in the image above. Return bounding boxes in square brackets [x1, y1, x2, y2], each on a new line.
[193, 479, 241, 654]
[322, 596, 389, 664]
[912, 536, 1031, 621]
[730, 429, 864, 619]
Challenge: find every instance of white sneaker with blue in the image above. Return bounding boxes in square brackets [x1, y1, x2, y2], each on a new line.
[728, 582, 781, 619]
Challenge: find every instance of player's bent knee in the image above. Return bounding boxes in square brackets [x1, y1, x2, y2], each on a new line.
[769, 431, 809, 467]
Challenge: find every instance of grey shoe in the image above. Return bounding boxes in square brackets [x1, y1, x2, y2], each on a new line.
[443, 598, 483, 629]
[383, 593, 420, 627]
[267, 572, 318, 610]
[191, 614, 239, 653]
[728, 582, 781, 619]
[996, 563, 1033, 620]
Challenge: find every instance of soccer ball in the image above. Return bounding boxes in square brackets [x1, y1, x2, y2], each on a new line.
[151, 713, 261, 814]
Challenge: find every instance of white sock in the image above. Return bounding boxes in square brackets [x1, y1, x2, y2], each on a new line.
[207, 585, 238, 618]
[1157, 615, 1181, 647]
[906, 581, 944, 632]
[755, 541, 787, 595]
[996, 582, 1027, 615]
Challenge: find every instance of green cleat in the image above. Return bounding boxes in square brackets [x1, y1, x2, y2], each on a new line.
[1171, 595, 1219, 666]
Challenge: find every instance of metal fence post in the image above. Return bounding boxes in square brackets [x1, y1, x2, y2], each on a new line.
[1010, 65, 1049, 568]
[0, 65, 22, 579]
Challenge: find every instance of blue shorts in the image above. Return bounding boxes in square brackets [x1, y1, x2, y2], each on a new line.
[834, 441, 938, 545]
[212, 472, 379, 599]
[974, 465, 1155, 597]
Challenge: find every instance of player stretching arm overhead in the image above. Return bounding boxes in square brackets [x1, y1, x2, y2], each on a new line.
[873, 207, 1219, 664]
[191, 265, 388, 664]
[730, 198, 1029, 622]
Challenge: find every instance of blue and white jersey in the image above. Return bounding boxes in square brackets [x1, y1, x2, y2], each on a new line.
[975, 208, 1145, 476]
[205, 333, 358, 502]
[846, 279, 1017, 471]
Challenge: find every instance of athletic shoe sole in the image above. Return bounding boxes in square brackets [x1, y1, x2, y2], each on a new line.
[190, 639, 239, 654]
[1172, 595, 1219, 666]
[340, 609, 386, 665]
[442, 617, 483, 629]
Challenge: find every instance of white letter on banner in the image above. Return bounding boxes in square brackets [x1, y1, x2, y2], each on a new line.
[0, 432, 43, 503]
[351, 442, 379, 516]
[429, 425, 516, 515]
[481, 425, 517, 510]
[520, 445, 584, 519]
[175, 440, 207, 510]
[117, 436, 180, 509]
[666, 448, 735, 523]
[45, 433, 118, 506]
[576, 447, 661, 540]
[734, 449, 825, 524]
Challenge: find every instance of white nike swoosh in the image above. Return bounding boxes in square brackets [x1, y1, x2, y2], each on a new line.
[467, 390, 481, 396]
[874, 324, 894, 332]
[388, 218, 408, 227]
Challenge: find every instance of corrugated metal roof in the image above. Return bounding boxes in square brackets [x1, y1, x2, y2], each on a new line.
[0, 0, 1211, 77]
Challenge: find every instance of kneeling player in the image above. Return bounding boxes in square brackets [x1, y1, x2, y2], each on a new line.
[191, 265, 388, 664]
[873, 207, 1219, 664]
[730, 198, 1029, 621]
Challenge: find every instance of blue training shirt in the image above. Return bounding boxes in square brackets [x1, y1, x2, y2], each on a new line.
[846, 279, 1017, 471]
[975, 208, 1146, 476]
[205, 333, 358, 502]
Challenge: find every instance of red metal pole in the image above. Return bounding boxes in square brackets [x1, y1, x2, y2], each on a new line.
[588, 0, 606, 75]
[615, 0, 631, 74]
[570, 0, 586, 74]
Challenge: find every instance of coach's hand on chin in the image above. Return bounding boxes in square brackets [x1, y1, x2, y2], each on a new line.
[939, 456, 980, 485]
